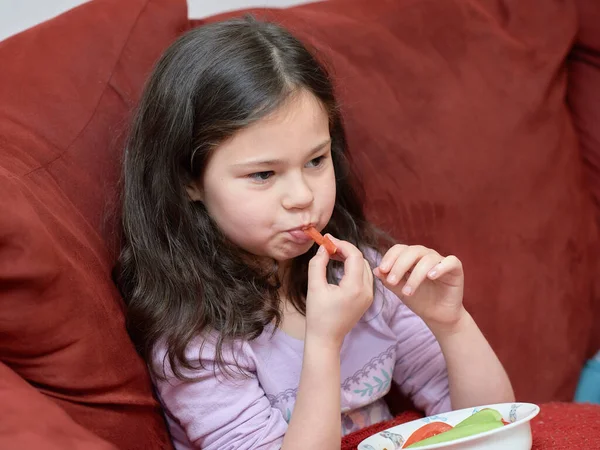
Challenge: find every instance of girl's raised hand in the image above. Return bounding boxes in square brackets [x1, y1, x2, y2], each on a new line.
[374, 245, 465, 329]
[305, 235, 374, 348]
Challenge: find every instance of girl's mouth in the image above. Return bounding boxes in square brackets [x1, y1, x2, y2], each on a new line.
[284, 221, 319, 244]
[286, 229, 313, 244]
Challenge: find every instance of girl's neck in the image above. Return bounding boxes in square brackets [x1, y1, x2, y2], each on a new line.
[277, 258, 293, 291]
[274, 257, 308, 340]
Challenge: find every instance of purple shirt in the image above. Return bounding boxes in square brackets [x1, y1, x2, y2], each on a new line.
[152, 276, 451, 450]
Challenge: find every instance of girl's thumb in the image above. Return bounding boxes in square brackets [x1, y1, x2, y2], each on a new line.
[307, 245, 330, 289]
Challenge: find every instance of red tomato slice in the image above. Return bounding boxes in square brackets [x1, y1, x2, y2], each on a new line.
[402, 422, 454, 448]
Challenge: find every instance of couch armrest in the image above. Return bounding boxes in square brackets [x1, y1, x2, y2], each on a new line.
[0, 362, 117, 450]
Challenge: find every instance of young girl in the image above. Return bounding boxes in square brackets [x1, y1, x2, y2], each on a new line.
[115, 16, 514, 450]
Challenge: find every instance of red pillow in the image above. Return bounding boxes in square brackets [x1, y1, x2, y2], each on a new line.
[0, 362, 117, 450]
[193, 0, 599, 403]
[0, 0, 187, 448]
[569, 0, 600, 356]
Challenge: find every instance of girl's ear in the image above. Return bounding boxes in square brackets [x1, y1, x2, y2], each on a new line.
[185, 181, 204, 202]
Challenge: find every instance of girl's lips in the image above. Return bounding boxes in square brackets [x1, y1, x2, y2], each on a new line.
[287, 229, 313, 244]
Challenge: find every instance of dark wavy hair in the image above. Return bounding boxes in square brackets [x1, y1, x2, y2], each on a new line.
[115, 16, 386, 380]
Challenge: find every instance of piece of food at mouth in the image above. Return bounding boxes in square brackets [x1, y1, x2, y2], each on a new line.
[303, 226, 337, 255]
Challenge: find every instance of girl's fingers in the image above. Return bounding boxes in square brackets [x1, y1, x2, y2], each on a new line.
[329, 250, 345, 263]
[323, 234, 352, 260]
[426, 255, 463, 281]
[307, 245, 331, 291]
[373, 266, 383, 279]
[326, 235, 365, 289]
[382, 246, 429, 286]
[377, 244, 409, 274]
[402, 252, 443, 296]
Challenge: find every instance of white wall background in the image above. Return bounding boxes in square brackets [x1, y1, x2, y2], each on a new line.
[0, 0, 320, 42]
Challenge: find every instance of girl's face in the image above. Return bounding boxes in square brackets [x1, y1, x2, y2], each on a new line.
[187, 89, 336, 263]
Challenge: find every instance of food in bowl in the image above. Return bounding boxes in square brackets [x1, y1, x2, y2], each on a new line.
[358, 402, 540, 450]
[402, 422, 453, 448]
[403, 408, 507, 447]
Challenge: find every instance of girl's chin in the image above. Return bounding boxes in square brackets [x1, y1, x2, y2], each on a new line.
[272, 243, 315, 262]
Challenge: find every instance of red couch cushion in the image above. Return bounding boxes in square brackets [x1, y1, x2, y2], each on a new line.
[193, 0, 599, 403]
[569, 0, 600, 356]
[0, 362, 117, 450]
[570, 0, 600, 223]
[0, 0, 187, 447]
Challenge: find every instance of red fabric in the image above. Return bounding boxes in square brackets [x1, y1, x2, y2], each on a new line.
[0, 0, 188, 448]
[192, 0, 599, 403]
[569, 0, 600, 222]
[0, 362, 117, 450]
[342, 402, 600, 450]
[569, 0, 600, 357]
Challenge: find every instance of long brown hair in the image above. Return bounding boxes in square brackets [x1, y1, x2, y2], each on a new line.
[115, 16, 384, 380]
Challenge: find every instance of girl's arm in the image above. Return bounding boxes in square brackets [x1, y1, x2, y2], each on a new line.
[283, 238, 374, 450]
[428, 308, 515, 409]
[374, 244, 514, 411]
[153, 339, 287, 450]
[281, 338, 341, 450]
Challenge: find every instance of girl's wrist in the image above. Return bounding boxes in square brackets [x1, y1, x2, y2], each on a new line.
[425, 306, 472, 340]
[304, 329, 344, 354]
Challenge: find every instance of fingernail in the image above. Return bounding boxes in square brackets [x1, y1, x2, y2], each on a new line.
[387, 274, 397, 284]
[317, 245, 326, 254]
[402, 285, 412, 296]
[428, 270, 437, 278]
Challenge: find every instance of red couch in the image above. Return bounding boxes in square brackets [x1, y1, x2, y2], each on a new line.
[1, 0, 599, 449]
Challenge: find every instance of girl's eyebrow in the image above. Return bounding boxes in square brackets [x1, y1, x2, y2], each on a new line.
[233, 139, 331, 168]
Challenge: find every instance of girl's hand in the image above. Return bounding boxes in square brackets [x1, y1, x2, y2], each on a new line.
[305, 235, 374, 348]
[374, 245, 465, 329]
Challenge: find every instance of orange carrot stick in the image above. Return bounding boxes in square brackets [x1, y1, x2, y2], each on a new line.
[303, 226, 337, 255]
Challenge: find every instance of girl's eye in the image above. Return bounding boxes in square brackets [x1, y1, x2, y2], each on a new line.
[306, 156, 325, 168]
[248, 171, 274, 182]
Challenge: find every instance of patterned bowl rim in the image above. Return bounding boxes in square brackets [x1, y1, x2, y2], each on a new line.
[359, 402, 541, 450]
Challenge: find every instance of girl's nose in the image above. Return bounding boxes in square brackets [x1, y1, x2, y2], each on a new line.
[282, 173, 314, 210]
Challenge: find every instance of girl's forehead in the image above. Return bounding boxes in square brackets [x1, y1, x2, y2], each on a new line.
[216, 90, 331, 163]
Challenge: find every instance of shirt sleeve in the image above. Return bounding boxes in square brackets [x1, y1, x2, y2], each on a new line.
[152, 337, 287, 450]
[379, 280, 452, 416]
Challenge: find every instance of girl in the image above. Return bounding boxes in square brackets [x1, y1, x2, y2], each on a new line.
[115, 16, 514, 450]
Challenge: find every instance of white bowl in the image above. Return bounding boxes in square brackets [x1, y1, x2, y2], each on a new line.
[358, 402, 540, 450]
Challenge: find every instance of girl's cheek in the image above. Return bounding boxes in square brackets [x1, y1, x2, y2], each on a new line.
[323, 176, 337, 214]
[224, 191, 273, 231]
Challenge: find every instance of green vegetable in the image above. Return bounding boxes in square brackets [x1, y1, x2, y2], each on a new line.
[454, 408, 503, 428]
[406, 421, 504, 448]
